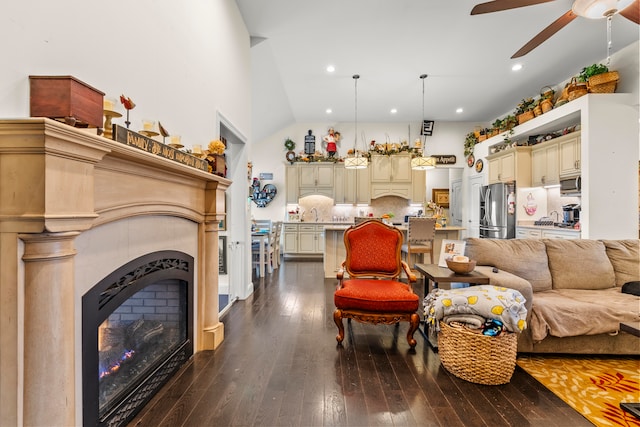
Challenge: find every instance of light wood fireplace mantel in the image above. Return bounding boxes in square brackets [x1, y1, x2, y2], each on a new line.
[0, 118, 230, 426]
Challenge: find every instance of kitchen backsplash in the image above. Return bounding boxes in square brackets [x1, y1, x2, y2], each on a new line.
[294, 195, 436, 223]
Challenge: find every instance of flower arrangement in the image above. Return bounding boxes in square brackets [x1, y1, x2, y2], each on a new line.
[208, 139, 226, 155]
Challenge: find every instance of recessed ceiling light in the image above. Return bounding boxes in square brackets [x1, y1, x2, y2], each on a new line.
[390, 108, 397, 114]
[326, 108, 332, 114]
[326, 65, 335, 73]
[512, 63, 523, 71]
[456, 108, 464, 114]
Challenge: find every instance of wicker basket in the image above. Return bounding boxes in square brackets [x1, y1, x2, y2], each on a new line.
[567, 77, 588, 101]
[516, 110, 534, 125]
[540, 98, 554, 113]
[438, 321, 518, 385]
[589, 81, 617, 93]
[588, 71, 619, 87]
[533, 105, 543, 117]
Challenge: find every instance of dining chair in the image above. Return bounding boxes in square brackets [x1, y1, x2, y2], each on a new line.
[333, 219, 420, 348]
[271, 221, 283, 270]
[401, 217, 436, 268]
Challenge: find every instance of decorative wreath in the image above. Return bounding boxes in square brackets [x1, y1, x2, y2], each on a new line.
[285, 150, 296, 163]
[284, 138, 295, 151]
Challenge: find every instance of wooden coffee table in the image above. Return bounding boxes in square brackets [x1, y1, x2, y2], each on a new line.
[414, 263, 490, 349]
[415, 263, 490, 295]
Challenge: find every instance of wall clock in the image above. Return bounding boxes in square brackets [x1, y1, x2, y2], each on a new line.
[475, 159, 484, 173]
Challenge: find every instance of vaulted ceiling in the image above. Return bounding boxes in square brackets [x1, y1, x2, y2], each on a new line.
[236, 0, 639, 139]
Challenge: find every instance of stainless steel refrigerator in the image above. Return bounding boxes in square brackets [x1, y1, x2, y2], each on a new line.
[479, 182, 516, 239]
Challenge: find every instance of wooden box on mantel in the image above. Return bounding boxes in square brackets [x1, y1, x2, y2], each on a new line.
[29, 75, 105, 128]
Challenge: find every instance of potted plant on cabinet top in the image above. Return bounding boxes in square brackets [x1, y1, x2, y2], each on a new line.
[579, 63, 619, 93]
[515, 98, 536, 125]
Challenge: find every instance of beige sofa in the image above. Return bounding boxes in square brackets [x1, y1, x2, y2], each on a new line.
[464, 238, 640, 354]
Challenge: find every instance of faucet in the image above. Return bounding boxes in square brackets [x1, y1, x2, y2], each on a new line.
[549, 210, 560, 223]
[310, 207, 319, 222]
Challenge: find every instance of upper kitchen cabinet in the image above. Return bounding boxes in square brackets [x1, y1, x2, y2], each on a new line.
[334, 164, 370, 205]
[370, 154, 414, 199]
[371, 154, 412, 183]
[411, 169, 426, 204]
[531, 139, 559, 187]
[558, 132, 581, 177]
[298, 163, 334, 198]
[486, 146, 531, 186]
[286, 164, 299, 204]
[478, 94, 638, 239]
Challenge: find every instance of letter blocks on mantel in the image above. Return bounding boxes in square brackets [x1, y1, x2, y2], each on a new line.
[29, 75, 105, 129]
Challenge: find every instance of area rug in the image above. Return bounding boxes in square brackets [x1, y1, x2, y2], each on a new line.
[517, 355, 640, 427]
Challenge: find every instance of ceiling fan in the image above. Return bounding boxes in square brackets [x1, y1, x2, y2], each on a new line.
[471, 0, 640, 58]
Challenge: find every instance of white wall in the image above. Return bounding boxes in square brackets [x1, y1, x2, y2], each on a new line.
[0, 3, 251, 423]
[0, 0, 251, 154]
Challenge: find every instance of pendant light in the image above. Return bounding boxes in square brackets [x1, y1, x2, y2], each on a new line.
[344, 74, 368, 169]
[411, 74, 436, 170]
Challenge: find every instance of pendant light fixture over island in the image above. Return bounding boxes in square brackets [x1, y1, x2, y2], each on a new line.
[344, 74, 368, 169]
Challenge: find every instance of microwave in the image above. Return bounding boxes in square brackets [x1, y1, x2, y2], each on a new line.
[560, 175, 581, 196]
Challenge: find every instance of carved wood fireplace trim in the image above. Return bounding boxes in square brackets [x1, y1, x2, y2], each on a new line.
[0, 119, 230, 426]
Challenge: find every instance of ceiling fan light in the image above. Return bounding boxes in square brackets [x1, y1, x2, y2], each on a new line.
[572, 0, 634, 18]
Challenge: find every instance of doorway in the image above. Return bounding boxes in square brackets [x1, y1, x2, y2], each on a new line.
[218, 113, 249, 315]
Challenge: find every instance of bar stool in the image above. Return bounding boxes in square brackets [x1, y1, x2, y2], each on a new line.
[401, 217, 436, 268]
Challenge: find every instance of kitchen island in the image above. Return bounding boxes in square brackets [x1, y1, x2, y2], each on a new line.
[323, 224, 465, 278]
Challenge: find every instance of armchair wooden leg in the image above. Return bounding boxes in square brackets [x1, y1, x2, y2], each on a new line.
[333, 309, 345, 344]
[407, 313, 420, 348]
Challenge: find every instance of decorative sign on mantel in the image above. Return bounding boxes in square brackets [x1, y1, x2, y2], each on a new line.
[432, 154, 457, 165]
[112, 124, 208, 172]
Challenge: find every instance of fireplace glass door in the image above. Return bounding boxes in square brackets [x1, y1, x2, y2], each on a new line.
[98, 279, 187, 417]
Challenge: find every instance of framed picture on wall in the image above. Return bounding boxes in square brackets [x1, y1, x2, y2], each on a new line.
[432, 188, 450, 208]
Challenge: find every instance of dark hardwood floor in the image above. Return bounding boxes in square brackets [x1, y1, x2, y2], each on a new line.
[129, 260, 592, 427]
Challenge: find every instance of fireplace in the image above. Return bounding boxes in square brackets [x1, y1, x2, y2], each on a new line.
[0, 119, 229, 426]
[82, 251, 194, 426]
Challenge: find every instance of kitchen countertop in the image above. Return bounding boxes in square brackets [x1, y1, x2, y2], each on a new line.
[323, 224, 466, 232]
[517, 222, 581, 232]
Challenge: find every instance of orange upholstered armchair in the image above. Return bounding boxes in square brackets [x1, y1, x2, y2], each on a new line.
[333, 219, 420, 348]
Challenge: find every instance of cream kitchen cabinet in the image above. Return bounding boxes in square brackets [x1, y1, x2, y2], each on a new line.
[370, 154, 414, 199]
[411, 169, 426, 204]
[558, 132, 581, 177]
[542, 228, 580, 239]
[298, 163, 334, 198]
[283, 223, 299, 253]
[516, 227, 542, 239]
[285, 164, 299, 203]
[333, 165, 371, 205]
[531, 139, 559, 187]
[283, 223, 324, 255]
[370, 154, 412, 183]
[487, 146, 531, 186]
[298, 224, 324, 254]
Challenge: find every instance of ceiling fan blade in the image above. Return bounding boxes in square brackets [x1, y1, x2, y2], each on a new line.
[511, 10, 578, 58]
[471, 0, 555, 15]
[620, 0, 639, 24]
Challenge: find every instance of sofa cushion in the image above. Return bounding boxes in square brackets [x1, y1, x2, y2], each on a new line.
[474, 266, 533, 315]
[601, 240, 640, 287]
[544, 239, 615, 290]
[465, 238, 552, 292]
[529, 287, 639, 341]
